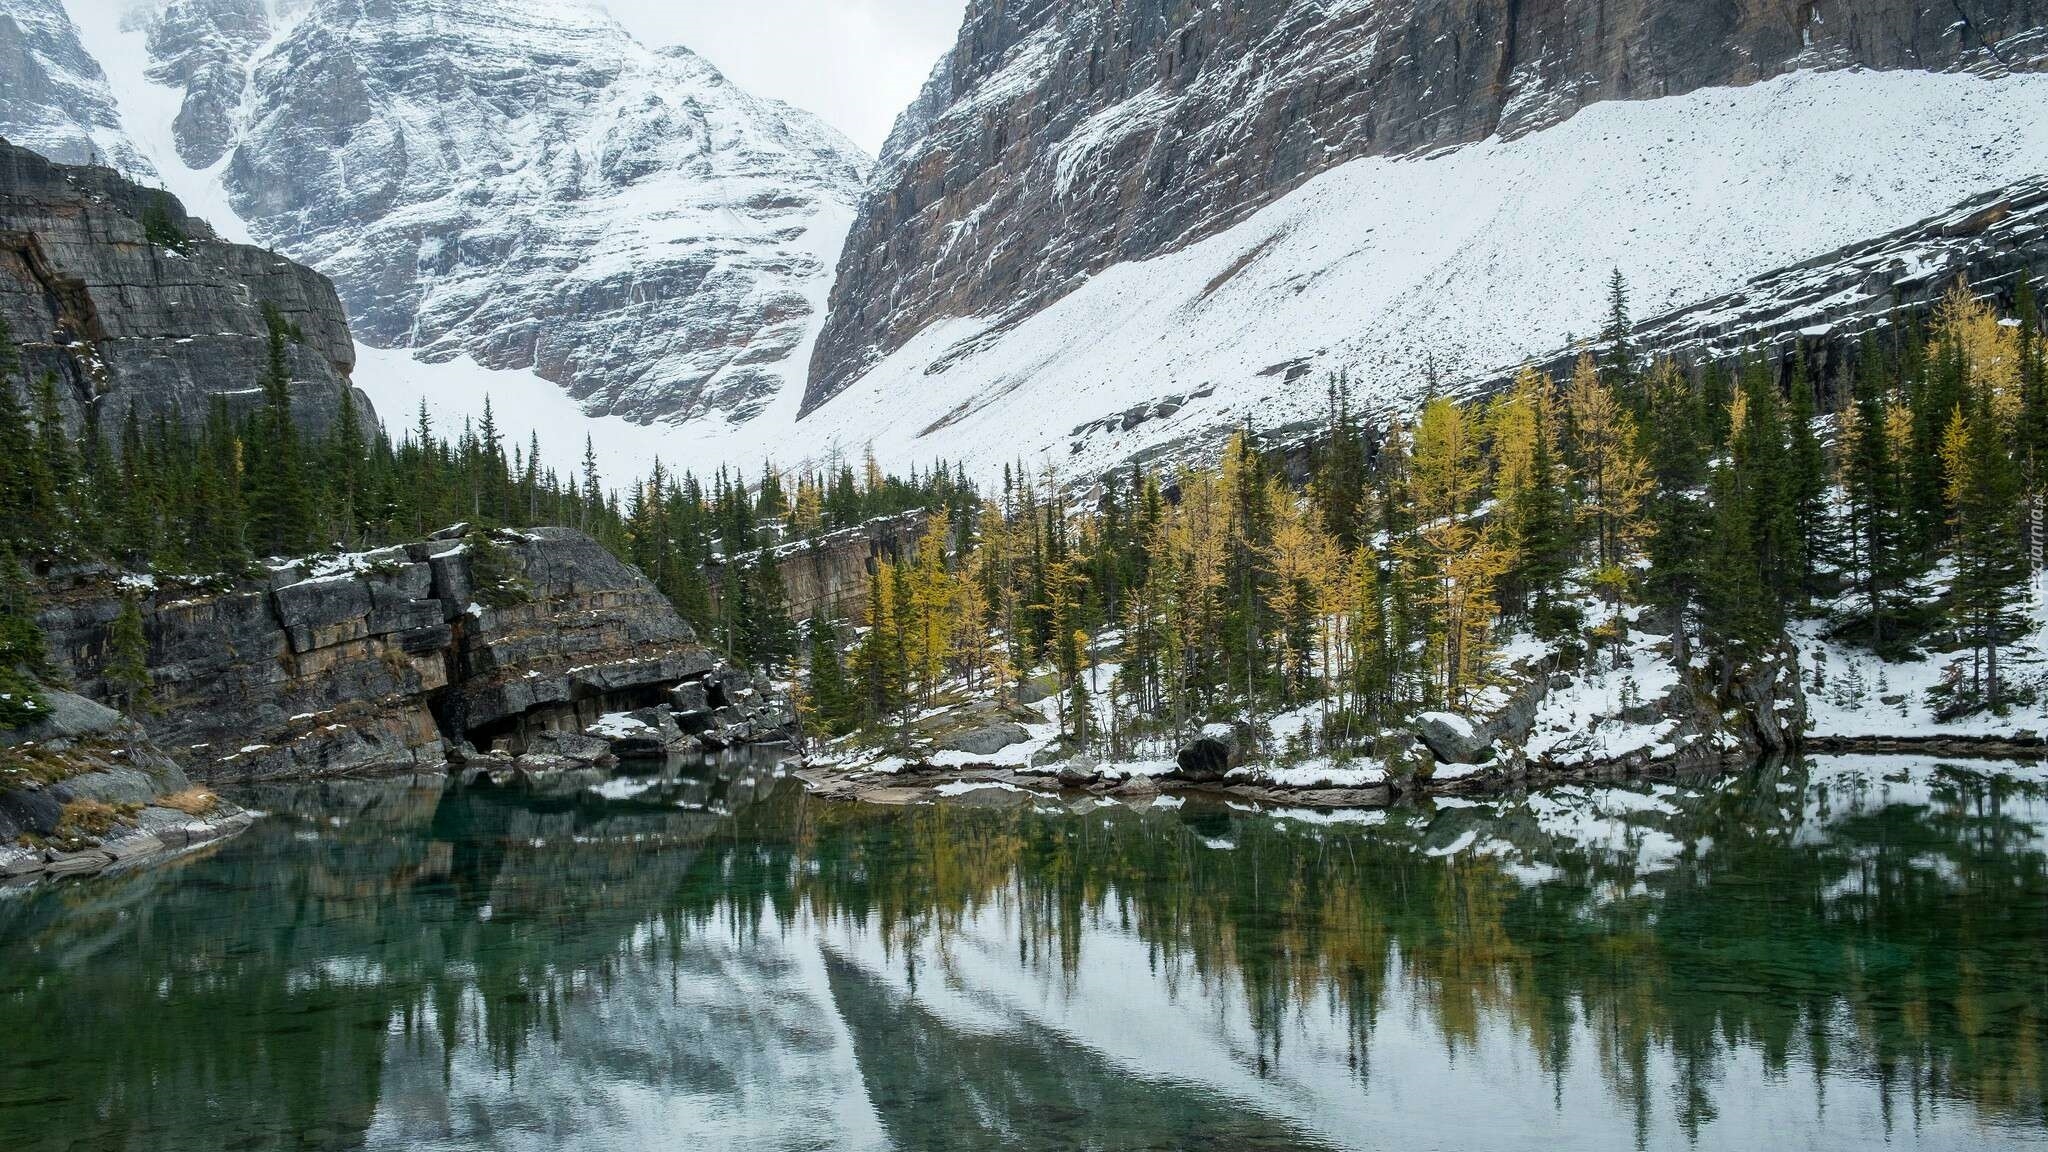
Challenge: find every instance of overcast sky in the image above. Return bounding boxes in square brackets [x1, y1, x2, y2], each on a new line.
[603, 0, 964, 154]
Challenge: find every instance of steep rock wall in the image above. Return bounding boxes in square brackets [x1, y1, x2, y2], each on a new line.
[707, 513, 928, 624]
[0, 138, 364, 440]
[35, 528, 719, 783]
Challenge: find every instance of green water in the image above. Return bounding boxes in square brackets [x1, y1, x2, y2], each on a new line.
[2, 753, 2046, 1151]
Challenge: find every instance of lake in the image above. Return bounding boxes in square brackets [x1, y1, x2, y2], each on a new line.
[2, 751, 2045, 1151]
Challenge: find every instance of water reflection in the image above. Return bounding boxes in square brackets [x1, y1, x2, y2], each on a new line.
[1, 753, 2045, 1150]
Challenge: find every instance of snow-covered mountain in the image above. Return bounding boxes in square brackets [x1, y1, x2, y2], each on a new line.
[779, 0, 2048, 481]
[35, 0, 868, 437]
[0, 0, 153, 174]
[15, 0, 2048, 489]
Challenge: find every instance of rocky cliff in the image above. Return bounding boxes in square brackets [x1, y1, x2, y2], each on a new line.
[707, 512, 929, 624]
[0, 137, 364, 439]
[34, 527, 790, 785]
[808, 0, 2048, 413]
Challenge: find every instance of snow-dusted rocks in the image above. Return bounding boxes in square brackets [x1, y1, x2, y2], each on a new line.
[0, 138, 364, 440]
[790, 67, 2048, 484]
[142, 0, 271, 169]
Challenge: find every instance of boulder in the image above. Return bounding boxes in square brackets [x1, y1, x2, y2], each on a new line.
[1175, 724, 1252, 782]
[0, 690, 123, 748]
[1414, 712, 1492, 765]
[670, 682, 711, 715]
[935, 724, 1031, 757]
[519, 731, 616, 770]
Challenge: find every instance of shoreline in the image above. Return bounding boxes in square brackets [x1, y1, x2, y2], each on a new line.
[792, 732, 2048, 811]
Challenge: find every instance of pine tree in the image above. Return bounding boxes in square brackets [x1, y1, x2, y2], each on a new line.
[0, 546, 46, 729]
[1603, 267, 1636, 404]
[105, 595, 154, 716]
[244, 308, 310, 556]
[1699, 463, 1773, 686]
[1786, 350, 1829, 598]
[1642, 361, 1709, 660]
[743, 551, 796, 673]
[1841, 340, 1909, 652]
[805, 614, 856, 736]
[1943, 396, 2027, 706]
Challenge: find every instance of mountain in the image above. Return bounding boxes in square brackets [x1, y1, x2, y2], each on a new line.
[0, 0, 153, 175]
[0, 137, 364, 442]
[48, 0, 870, 432]
[792, 0, 2048, 478]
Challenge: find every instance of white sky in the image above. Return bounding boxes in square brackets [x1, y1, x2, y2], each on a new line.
[602, 0, 965, 155]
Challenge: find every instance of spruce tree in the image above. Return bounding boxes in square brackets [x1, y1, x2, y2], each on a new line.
[105, 595, 154, 716]
[1842, 339, 1909, 653]
[244, 309, 310, 556]
[1643, 362, 1709, 660]
[0, 546, 45, 729]
[1945, 396, 2027, 706]
[805, 613, 856, 737]
[1786, 350, 1829, 599]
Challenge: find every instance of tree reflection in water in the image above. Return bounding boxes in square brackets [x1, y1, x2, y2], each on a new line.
[1, 753, 2044, 1151]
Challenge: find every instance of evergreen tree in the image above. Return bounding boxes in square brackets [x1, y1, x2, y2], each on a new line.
[1786, 351, 1829, 598]
[805, 613, 856, 737]
[244, 308, 310, 556]
[1944, 396, 2027, 706]
[105, 595, 154, 716]
[1642, 362, 1709, 660]
[1841, 339, 1910, 652]
[0, 546, 45, 729]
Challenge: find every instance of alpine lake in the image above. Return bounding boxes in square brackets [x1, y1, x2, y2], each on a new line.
[3, 748, 2045, 1151]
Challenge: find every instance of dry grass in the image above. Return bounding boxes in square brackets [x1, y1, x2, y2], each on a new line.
[157, 788, 220, 817]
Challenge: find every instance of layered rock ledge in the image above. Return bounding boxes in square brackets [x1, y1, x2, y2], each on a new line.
[36, 527, 788, 786]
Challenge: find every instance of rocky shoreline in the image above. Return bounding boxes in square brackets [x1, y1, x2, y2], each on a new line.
[8, 526, 798, 886]
[0, 690, 257, 885]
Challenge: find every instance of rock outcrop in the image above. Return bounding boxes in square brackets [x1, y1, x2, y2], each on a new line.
[706, 512, 928, 623]
[808, 0, 2048, 412]
[0, 138, 366, 440]
[0, 689, 256, 884]
[34, 527, 787, 784]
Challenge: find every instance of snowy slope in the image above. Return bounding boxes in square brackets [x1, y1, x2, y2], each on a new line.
[769, 68, 2048, 485]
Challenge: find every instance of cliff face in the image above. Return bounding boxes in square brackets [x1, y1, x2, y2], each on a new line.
[707, 513, 928, 624]
[807, 0, 2048, 412]
[0, 138, 364, 439]
[35, 528, 739, 784]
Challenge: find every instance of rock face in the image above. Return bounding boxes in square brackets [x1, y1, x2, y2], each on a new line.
[707, 512, 928, 623]
[0, 138, 365, 439]
[0, 0, 153, 176]
[33, 527, 764, 784]
[118, 0, 869, 427]
[145, 0, 272, 170]
[807, 0, 2048, 412]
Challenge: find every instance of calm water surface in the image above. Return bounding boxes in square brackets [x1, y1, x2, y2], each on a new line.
[2, 751, 2046, 1151]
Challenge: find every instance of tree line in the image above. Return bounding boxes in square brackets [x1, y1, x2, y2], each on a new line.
[808, 275, 2047, 755]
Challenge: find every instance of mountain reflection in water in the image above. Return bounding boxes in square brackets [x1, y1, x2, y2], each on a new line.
[2, 752, 2045, 1151]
